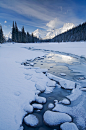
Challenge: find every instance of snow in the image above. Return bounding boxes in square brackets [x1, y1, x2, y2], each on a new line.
[30, 63, 34, 66]
[33, 23, 74, 39]
[24, 114, 39, 126]
[48, 103, 54, 109]
[67, 88, 82, 101]
[35, 84, 46, 92]
[32, 103, 43, 109]
[46, 80, 56, 87]
[59, 98, 70, 105]
[27, 42, 86, 58]
[35, 68, 48, 73]
[23, 103, 33, 113]
[1, 42, 86, 130]
[43, 110, 72, 126]
[0, 43, 46, 130]
[60, 73, 66, 76]
[80, 87, 86, 91]
[44, 86, 55, 93]
[35, 95, 46, 104]
[53, 95, 86, 129]
[60, 122, 79, 130]
[47, 73, 75, 89]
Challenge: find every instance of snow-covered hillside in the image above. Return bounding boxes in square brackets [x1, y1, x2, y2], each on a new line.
[33, 23, 75, 39]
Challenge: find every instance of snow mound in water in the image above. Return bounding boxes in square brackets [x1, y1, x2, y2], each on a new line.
[32, 103, 43, 109]
[60, 122, 79, 130]
[48, 103, 54, 109]
[43, 110, 72, 126]
[35, 95, 46, 104]
[24, 114, 39, 126]
[47, 73, 75, 89]
[59, 98, 70, 105]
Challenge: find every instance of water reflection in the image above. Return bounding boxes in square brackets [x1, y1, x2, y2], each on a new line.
[33, 52, 79, 81]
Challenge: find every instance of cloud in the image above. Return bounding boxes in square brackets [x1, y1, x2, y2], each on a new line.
[0, 0, 85, 32]
[0, 0, 54, 22]
[4, 21, 7, 23]
[46, 18, 63, 29]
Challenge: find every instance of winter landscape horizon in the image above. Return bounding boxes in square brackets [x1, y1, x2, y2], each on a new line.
[1, 0, 86, 130]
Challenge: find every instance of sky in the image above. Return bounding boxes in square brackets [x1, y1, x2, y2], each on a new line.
[0, 0, 86, 38]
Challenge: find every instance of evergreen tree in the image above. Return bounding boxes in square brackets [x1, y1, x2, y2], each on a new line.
[11, 21, 39, 43]
[31, 33, 34, 43]
[0, 25, 4, 44]
[15, 22, 18, 42]
[12, 21, 15, 42]
[21, 26, 26, 43]
[26, 32, 30, 43]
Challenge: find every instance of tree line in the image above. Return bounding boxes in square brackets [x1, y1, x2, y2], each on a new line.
[1, 21, 86, 43]
[50, 22, 86, 42]
[12, 21, 39, 43]
[0, 25, 6, 43]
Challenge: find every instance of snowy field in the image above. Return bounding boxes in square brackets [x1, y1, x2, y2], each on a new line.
[0, 42, 86, 130]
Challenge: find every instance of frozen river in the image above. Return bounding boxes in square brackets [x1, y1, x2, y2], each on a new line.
[22, 48, 86, 130]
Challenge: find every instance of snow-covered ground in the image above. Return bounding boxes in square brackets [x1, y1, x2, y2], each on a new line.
[0, 42, 86, 130]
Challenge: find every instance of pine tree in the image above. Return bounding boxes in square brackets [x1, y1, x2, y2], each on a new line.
[12, 21, 15, 42]
[21, 26, 26, 43]
[15, 22, 18, 42]
[0, 25, 4, 44]
[32, 33, 34, 43]
[26, 32, 30, 43]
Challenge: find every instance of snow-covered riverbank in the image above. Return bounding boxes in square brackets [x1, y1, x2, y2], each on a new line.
[0, 42, 86, 130]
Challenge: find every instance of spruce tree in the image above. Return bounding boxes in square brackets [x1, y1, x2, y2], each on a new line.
[12, 21, 15, 42]
[31, 33, 34, 43]
[21, 26, 26, 43]
[0, 25, 3, 43]
[15, 22, 18, 42]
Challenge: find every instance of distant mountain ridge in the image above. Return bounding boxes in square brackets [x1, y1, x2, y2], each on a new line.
[33, 23, 75, 39]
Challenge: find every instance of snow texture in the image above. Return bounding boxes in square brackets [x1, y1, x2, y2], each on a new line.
[43, 110, 72, 126]
[67, 88, 82, 101]
[30, 63, 34, 66]
[59, 98, 70, 105]
[24, 114, 39, 126]
[47, 73, 75, 89]
[60, 73, 66, 76]
[60, 122, 79, 130]
[35, 95, 46, 104]
[32, 103, 43, 109]
[53, 95, 86, 129]
[23, 103, 33, 113]
[46, 80, 56, 87]
[80, 87, 86, 91]
[35, 68, 48, 73]
[35, 84, 46, 92]
[48, 103, 54, 109]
